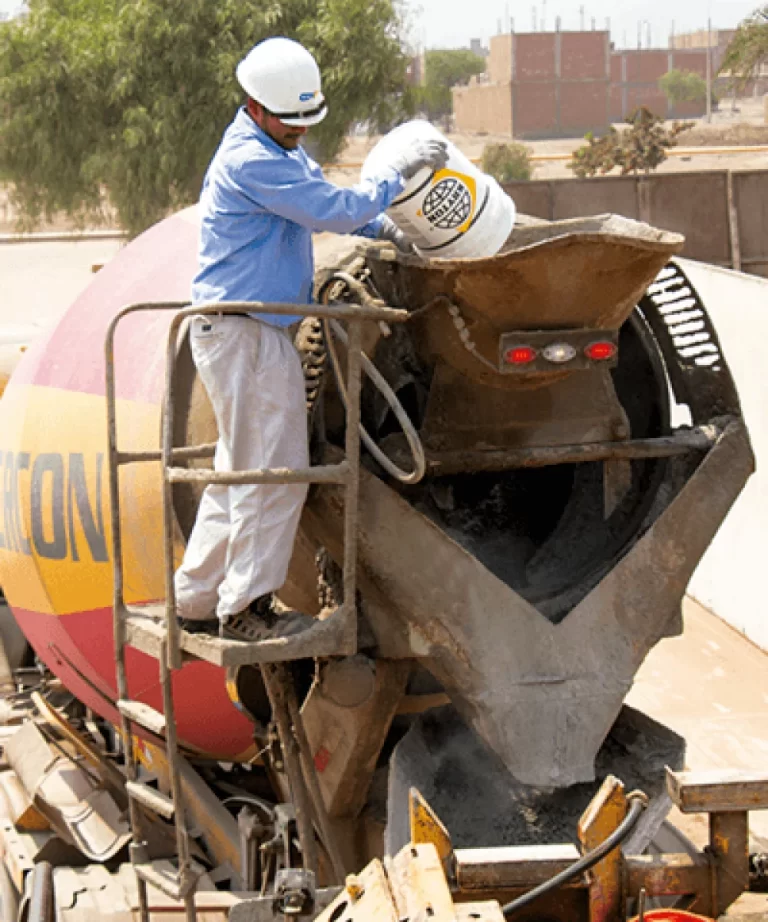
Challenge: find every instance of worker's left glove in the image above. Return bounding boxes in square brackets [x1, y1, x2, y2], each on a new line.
[378, 215, 416, 254]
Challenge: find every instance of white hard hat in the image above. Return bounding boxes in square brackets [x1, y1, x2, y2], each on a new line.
[236, 37, 328, 127]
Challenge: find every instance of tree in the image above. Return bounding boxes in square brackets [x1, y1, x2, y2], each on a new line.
[0, 0, 412, 236]
[481, 143, 534, 183]
[659, 69, 708, 106]
[720, 5, 768, 96]
[416, 49, 485, 125]
[568, 107, 692, 178]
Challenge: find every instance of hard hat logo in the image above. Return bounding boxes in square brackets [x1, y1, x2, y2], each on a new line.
[236, 37, 328, 128]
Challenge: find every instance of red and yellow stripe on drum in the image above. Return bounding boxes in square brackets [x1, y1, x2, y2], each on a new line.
[0, 208, 257, 760]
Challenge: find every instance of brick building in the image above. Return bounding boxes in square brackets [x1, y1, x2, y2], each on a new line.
[453, 30, 611, 139]
[610, 49, 709, 121]
[453, 29, 715, 139]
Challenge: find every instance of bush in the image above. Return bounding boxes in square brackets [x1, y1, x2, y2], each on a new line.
[568, 107, 693, 177]
[481, 143, 534, 183]
[659, 69, 708, 105]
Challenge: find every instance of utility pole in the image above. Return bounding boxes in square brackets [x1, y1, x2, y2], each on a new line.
[591, 17, 596, 31]
[542, 0, 547, 32]
[706, 16, 713, 123]
[580, 5, 585, 31]
[532, 5, 537, 31]
[646, 22, 651, 49]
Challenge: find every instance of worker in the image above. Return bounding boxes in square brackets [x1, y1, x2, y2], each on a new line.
[174, 36, 448, 641]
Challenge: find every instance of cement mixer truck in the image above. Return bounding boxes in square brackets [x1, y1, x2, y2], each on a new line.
[0, 207, 760, 922]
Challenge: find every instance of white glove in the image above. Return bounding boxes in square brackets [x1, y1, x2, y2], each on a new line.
[389, 139, 449, 180]
[378, 215, 416, 254]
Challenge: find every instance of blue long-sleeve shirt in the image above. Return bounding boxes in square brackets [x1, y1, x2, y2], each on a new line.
[192, 108, 405, 326]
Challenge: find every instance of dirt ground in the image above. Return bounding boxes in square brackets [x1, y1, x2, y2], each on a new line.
[2, 96, 767, 234]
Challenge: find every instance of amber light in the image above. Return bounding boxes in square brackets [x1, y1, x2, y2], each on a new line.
[585, 341, 617, 361]
[505, 346, 537, 365]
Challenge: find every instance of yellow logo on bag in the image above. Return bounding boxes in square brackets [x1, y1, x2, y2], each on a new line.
[419, 169, 477, 233]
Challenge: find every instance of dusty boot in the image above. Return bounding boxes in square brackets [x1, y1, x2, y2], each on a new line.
[220, 595, 315, 642]
[178, 617, 218, 636]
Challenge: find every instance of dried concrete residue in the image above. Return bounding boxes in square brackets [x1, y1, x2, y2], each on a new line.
[385, 704, 684, 854]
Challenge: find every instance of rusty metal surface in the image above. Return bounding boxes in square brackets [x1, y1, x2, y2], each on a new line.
[624, 854, 711, 913]
[388, 427, 716, 475]
[667, 769, 768, 815]
[455, 843, 581, 890]
[367, 215, 683, 390]
[302, 659, 409, 820]
[577, 777, 627, 922]
[710, 811, 750, 917]
[300, 415, 751, 788]
[416, 361, 628, 452]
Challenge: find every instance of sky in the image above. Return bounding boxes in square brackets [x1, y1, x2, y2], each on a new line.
[0, 0, 759, 50]
[405, 0, 759, 50]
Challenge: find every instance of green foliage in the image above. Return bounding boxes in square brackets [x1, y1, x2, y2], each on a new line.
[481, 143, 534, 183]
[0, 0, 412, 236]
[720, 5, 768, 95]
[659, 69, 708, 105]
[568, 107, 693, 178]
[416, 49, 485, 123]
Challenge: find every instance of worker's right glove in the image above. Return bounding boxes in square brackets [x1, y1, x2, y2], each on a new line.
[389, 139, 449, 181]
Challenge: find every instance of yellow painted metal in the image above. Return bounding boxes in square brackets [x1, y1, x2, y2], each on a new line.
[0, 386, 172, 616]
[316, 858, 398, 922]
[408, 787, 453, 869]
[578, 775, 628, 922]
[390, 842, 464, 922]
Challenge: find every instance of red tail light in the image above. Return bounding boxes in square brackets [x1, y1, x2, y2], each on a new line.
[504, 346, 537, 365]
[585, 341, 617, 361]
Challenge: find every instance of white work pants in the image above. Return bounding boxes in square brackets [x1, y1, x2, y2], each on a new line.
[174, 315, 309, 621]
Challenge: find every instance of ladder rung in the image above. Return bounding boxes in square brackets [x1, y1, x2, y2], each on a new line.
[126, 780, 175, 820]
[116, 443, 216, 465]
[117, 699, 166, 736]
[166, 461, 349, 486]
[133, 860, 204, 901]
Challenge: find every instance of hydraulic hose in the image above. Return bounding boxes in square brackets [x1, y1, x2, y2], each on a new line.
[501, 792, 648, 918]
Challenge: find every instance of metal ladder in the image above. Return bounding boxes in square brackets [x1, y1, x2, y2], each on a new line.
[105, 298, 411, 922]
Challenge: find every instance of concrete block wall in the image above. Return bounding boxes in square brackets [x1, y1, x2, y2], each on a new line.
[452, 82, 513, 135]
[488, 34, 513, 85]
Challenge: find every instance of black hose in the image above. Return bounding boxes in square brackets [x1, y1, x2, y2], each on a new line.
[501, 793, 647, 918]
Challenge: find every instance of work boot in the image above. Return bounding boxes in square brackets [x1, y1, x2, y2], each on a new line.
[177, 595, 275, 637]
[220, 596, 315, 643]
[178, 617, 218, 636]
